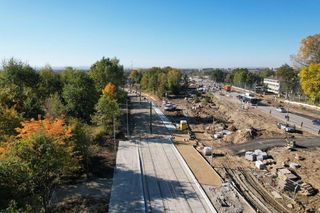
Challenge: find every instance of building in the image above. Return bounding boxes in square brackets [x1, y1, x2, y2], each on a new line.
[263, 77, 282, 94]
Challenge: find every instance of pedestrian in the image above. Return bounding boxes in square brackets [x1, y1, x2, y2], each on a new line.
[318, 129, 320, 135]
[287, 115, 290, 121]
[300, 121, 303, 128]
[269, 109, 272, 114]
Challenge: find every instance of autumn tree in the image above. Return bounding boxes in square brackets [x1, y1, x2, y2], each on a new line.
[102, 82, 117, 99]
[293, 33, 320, 66]
[1, 118, 78, 212]
[299, 63, 320, 103]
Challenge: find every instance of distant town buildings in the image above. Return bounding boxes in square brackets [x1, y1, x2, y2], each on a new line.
[263, 77, 282, 94]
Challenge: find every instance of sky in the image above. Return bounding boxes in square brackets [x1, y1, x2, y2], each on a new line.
[0, 0, 319, 69]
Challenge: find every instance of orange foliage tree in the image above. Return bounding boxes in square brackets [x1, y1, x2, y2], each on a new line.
[102, 82, 116, 99]
[15, 118, 72, 144]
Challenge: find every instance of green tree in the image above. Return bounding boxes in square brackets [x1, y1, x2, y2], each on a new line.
[232, 68, 248, 87]
[276, 64, 298, 95]
[43, 93, 66, 119]
[38, 65, 62, 100]
[129, 70, 141, 84]
[208, 69, 226, 83]
[0, 59, 43, 118]
[92, 95, 120, 133]
[89, 57, 124, 91]
[61, 68, 98, 121]
[0, 106, 22, 141]
[257, 68, 275, 79]
[299, 63, 320, 103]
[167, 68, 182, 94]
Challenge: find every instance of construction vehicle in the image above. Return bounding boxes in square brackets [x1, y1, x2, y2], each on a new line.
[223, 85, 232, 92]
[179, 120, 188, 131]
[285, 137, 296, 150]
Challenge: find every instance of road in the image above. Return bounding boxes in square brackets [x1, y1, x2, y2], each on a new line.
[223, 136, 320, 155]
[215, 90, 320, 135]
[109, 94, 216, 213]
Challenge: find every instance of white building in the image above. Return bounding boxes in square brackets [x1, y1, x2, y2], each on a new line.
[263, 77, 282, 94]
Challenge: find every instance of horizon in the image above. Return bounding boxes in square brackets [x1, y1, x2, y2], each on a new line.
[1, 0, 319, 68]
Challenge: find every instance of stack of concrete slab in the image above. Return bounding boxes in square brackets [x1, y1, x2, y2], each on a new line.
[245, 151, 256, 161]
[245, 150, 268, 162]
[254, 150, 268, 161]
[277, 168, 299, 181]
[255, 160, 267, 170]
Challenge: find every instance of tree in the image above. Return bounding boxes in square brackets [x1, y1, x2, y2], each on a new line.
[276, 64, 298, 95]
[167, 68, 182, 94]
[207, 69, 226, 83]
[102, 82, 117, 99]
[232, 68, 249, 87]
[293, 33, 320, 66]
[43, 93, 66, 119]
[38, 65, 62, 100]
[92, 95, 120, 135]
[299, 63, 320, 103]
[61, 68, 98, 121]
[1, 118, 78, 212]
[89, 57, 124, 91]
[140, 67, 182, 96]
[1, 58, 40, 90]
[257, 68, 275, 79]
[0, 106, 22, 141]
[129, 70, 141, 84]
[0, 59, 43, 118]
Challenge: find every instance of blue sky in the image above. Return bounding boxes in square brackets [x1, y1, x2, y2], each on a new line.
[0, 0, 319, 68]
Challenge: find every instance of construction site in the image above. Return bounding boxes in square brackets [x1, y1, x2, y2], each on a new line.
[142, 78, 320, 213]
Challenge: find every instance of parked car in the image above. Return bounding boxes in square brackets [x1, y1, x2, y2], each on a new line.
[276, 107, 287, 113]
[312, 119, 320, 126]
[277, 122, 295, 132]
[164, 104, 174, 111]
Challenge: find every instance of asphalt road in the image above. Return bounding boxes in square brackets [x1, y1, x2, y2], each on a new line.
[223, 136, 320, 155]
[215, 91, 320, 135]
[109, 94, 216, 213]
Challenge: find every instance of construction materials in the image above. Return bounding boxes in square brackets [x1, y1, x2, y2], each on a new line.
[255, 160, 267, 170]
[202, 146, 213, 156]
[245, 151, 257, 161]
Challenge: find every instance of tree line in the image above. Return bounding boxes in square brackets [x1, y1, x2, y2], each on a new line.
[202, 33, 320, 103]
[130, 67, 183, 97]
[0, 57, 125, 211]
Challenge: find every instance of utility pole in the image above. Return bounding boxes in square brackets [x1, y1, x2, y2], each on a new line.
[113, 115, 116, 151]
[126, 99, 130, 138]
[139, 84, 141, 104]
[150, 102, 152, 134]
